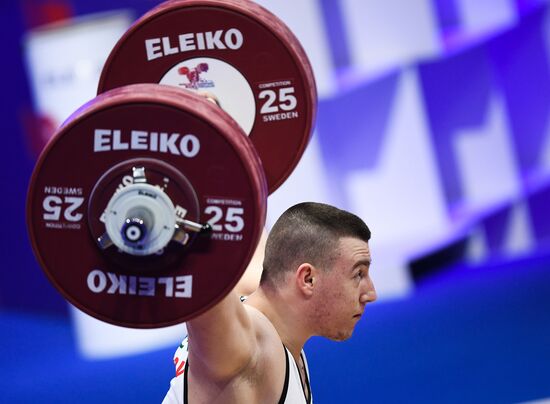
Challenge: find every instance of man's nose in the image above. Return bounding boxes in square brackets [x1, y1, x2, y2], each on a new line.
[360, 278, 377, 304]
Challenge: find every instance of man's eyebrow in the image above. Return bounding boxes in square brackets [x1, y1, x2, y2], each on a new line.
[352, 259, 371, 270]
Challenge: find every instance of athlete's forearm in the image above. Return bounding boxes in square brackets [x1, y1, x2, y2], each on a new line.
[234, 228, 267, 296]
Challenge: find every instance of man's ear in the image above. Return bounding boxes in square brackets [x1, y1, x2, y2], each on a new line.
[295, 263, 317, 297]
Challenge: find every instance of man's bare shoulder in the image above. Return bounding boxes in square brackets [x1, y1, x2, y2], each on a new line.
[243, 303, 288, 401]
[244, 303, 281, 343]
[186, 301, 287, 403]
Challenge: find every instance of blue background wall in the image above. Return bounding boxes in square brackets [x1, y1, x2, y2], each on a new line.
[1, 0, 550, 402]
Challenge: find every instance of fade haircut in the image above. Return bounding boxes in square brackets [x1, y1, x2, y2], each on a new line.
[260, 202, 371, 286]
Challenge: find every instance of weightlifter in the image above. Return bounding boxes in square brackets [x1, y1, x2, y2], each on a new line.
[163, 202, 377, 403]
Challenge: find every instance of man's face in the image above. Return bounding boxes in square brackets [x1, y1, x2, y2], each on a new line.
[311, 237, 376, 341]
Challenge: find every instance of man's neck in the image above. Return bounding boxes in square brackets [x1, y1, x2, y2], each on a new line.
[245, 285, 311, 361]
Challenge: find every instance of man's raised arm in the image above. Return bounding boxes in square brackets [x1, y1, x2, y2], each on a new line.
[186, 290, 257, 381]
[185, 228, 267, 381]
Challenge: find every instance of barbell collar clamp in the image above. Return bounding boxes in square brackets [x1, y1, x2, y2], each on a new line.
[132, 166, 147, 183]
[97, 232, 113, 250]
[176, 218, 212, 235]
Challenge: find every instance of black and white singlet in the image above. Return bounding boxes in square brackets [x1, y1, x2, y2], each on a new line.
[162, 337, 313, 404]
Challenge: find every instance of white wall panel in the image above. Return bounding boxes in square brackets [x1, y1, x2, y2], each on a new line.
[453, 95, 520, 209]
[456, 0, 517, 35]
[254, 0, 336, 97]
[340, 0, 441, 74]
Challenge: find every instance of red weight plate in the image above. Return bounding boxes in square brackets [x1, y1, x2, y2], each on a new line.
[98, 0, 317, 194]
[27, 83, 267, 328]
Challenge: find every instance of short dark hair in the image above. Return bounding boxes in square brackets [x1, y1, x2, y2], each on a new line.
[260, 202, 371, 286]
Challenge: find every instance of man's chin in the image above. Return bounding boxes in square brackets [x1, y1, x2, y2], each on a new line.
[326, 329, 354, 342]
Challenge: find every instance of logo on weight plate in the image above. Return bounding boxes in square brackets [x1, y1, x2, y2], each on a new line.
[178, 63, 214, 89]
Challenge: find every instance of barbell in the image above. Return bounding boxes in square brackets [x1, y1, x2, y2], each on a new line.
[26, 0, 316, 328]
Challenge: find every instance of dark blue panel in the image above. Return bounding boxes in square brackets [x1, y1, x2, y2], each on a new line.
[0, 1, 68, 314]
[482, 204, 512, 254]
[488, 8, 550, 175]
[419, 44, 493, 207]
[315, 71, 399, 207]
[71, 0, 152, 18]
[0, 312, 174, 403]
[432, 0, 461, 33]
[527, 185, 550, 245]
[318, 0, 351, 70]
[515, 0, 550, 15]
[317, 71, 398, 172]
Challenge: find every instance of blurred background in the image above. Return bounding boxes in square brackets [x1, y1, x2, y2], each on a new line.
[2, 0, 550, 402]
